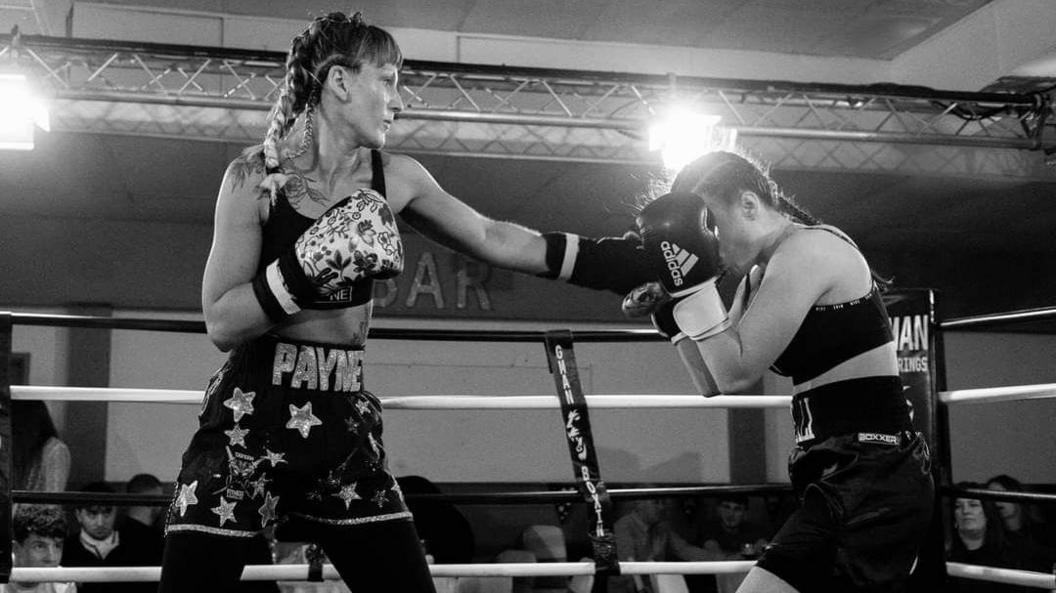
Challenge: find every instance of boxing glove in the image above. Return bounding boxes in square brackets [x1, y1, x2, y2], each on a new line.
[539, 230, 653, 295]
[253, 189, 404, 321]
[637, 192, 729, 340]
[621, 282, 685, 343]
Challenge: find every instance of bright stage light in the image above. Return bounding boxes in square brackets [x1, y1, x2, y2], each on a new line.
[0, 73, 50, 150]
[648, 105, 737, 171]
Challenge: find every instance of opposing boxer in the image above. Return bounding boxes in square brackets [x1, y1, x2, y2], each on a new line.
[633, 151, 934, 592]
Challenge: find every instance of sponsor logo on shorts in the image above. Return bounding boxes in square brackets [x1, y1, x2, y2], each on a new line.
[857, 432, 900, 446]
[272, 343, 363, 391]
[660, 241, 698, 287]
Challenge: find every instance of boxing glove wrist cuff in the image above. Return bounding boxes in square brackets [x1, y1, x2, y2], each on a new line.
[251, 260, 302, 322]
[541, 232, 652, 295]
[540, 232, 579, 281]
[672, 281, 731, 341]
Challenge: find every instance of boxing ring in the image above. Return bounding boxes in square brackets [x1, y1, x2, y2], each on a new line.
[2, 292, 1056, 591]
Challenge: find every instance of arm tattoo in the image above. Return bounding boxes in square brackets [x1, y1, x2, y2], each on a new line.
[229, 149, 266, 190]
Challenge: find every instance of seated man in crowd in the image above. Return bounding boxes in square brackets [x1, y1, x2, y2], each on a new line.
[6, 504, 76, 593]
[610, 497, 710, 593]
[61, 482, 157, 593]
[121, 474, 165, 563]
[693, 494, 770, 593]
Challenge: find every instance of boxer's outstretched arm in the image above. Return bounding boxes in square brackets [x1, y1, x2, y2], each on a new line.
[393, 154, 650, 294]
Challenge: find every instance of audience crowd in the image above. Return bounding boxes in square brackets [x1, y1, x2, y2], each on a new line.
[4, 458, 1053, 593]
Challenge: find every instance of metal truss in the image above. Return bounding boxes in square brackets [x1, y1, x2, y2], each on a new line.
[2, 33, 1054, 175]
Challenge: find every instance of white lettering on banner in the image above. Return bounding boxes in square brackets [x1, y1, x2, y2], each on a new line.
[373, 251, 492, 311]
[555, 342, 607, 537]
[891, 315, 928, 351]
[898, 355, 929, 373]
[405, 252, 444, 309]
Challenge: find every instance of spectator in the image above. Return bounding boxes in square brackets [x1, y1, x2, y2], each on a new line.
[692, 494, 770, 592]
[985, 475, 1055, 570]
[947, 482, 1031, 593]
[61, 482, 157, 593]
[121, 474, 165, 567]
[6, 504, 76, 593]
[12, 401, 70, 492]
[610, 497, 710, 593]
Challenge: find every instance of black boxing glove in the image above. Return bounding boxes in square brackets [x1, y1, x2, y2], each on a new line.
[252, 189, 404, 322]
[539, 231, 653, 295]
[637, 192, 729, 340]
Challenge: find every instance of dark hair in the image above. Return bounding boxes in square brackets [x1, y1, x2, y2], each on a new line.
[261, 11, 403, 197]
[75, 481, 116, 511]
[717, 493, 749, 507]
[671, 151, 818, 226]
[986, 474, 1024, 492]
[669, 149, 892, 289]
[126, 473, 163, 494]
[13, 504, 67, 543]
[12, 401, 59, 490]
[950, 481, 1006, 553]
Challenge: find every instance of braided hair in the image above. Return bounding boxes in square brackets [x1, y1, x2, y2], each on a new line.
[260, 11, 403, 201]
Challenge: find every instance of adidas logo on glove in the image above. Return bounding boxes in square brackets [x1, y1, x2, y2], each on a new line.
[660, 241, 698, 287]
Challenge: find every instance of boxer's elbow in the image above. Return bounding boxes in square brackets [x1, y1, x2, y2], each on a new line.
[713, 371, 761, 395]
[205, 320, 238, 352]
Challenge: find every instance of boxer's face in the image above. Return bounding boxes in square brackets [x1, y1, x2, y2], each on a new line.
[334, 61, 403, 149]
[701, 191, 750, 271]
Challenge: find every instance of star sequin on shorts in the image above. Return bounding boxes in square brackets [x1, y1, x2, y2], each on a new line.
[287, 402, 323, 438]
[223, 387, 256, 422]
[176, 481, 199, 516]
[212, 497, 238, 526]
[225, 424, 250, 447]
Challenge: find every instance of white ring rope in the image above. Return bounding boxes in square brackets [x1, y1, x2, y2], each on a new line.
[10, 386, 790, 408]
[10, 562, 1055, 587]
[14, 382, 1056, 406]
[7, 562, 753, 583]
[939, 382, 1056, 405]
[947, 562, 1056, 589]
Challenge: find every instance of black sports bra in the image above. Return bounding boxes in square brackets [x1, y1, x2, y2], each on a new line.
[762, 226, 894, 384]
[257, 149, 387, 308]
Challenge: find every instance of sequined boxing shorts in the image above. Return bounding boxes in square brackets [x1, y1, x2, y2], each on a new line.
[165, 334, 412, 538]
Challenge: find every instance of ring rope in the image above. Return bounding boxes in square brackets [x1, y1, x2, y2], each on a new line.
[10, 386, 791, 408]
[946, 562, 1056, 589]
[16, 384, 1056, 407]
[10, 562, 1054, 586]
[938, 383, 1056, 404]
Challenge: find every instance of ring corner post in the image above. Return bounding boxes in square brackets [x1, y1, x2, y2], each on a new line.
[0, 312, 13, 584]
[884, 288, 948, 591]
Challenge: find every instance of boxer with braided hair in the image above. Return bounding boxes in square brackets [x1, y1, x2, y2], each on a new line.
[629, 150, 933, 592]
[162, 11, 652, 593]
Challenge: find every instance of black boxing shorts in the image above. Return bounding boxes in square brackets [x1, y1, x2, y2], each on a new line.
[756, 431, 934, 592]
[165, 334, 412, 538]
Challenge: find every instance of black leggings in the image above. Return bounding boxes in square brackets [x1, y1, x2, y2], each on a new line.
[159, 521, 436, 593]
